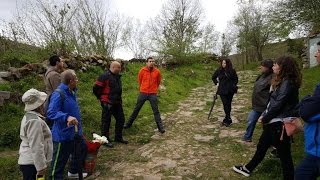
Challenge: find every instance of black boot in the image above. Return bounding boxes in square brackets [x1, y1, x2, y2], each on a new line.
[114, 137, 128, 144]
[156, 122, 165, 134]
[103, 136, 113, 148]
[221, 117, 231, 127]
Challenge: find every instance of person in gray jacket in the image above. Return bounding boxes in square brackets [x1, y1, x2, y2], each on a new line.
[44, 55, 64, 96]
[243, 59, 273, 142]
[18, 88, 53, 180]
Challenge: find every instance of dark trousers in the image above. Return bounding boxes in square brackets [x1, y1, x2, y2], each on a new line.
[101, 102, 125, 140]
[220, 94, 234, 123]
[245, 122, 294, 180]
[20, 165, 37, 180]
[295, 154, 320, 180]
[127, 93, 162, 125]
[49, 139, 87, 180]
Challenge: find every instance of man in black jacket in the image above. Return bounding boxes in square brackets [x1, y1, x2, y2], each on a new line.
[93, 61, 128, 148]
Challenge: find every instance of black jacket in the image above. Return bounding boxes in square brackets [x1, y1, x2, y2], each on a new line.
[252, 73, 272, 112]
[212, 68, 238, 95]
[261, 79, 299, 124]
[93, 70, 122, 104]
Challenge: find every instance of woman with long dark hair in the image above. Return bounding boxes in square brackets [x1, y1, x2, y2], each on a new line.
[212, 58, 238, 127]
[233, 56, 302, 180]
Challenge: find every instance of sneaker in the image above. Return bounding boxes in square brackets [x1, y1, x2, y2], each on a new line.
[68, 172, 88, 179]
[233, 165, 250, 177]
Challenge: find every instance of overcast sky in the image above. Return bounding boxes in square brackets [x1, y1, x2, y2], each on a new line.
[111, 0, 238, 32]
[0, 0, 239, 59]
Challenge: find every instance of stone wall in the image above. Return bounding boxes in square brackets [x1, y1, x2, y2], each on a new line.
[0, 54, 113, 82]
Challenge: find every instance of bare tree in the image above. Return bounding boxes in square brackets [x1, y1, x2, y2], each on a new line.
[149, 0, 204, 63]
[198, 23, 219, 54]
[4, 0, 126, 57]
[27, 0, 78, 55]
[122, 19, 151, 59]
[75, 0, 125, 57]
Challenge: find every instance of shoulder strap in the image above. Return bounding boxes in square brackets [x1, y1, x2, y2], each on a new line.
[45, 70, 54, 77]
[55, 88, 65, 107]
[45, 70, 56, 91]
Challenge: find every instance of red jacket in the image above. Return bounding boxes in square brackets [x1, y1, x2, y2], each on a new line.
[138, 66, 161, 94]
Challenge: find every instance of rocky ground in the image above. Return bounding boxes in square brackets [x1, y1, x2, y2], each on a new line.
[94, 70, 273, 180]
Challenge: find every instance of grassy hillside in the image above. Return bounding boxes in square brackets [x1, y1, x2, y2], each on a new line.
[231, 38, 305, 70]
[0, 37, 50, 70]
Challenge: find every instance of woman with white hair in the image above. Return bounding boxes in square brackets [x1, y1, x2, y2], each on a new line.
[18, 88, 53, 180]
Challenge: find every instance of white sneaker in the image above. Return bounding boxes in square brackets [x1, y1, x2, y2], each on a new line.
[68, 172, 88, 179]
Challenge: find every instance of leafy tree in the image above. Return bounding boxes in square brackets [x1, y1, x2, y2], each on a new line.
[271, 0, 320, 34]
[233, 1, 277, 61]
[219, 33, 232, 58]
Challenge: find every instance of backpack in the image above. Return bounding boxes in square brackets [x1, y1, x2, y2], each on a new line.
[44, 88, 65, 129]
[299, 95, 320, 122]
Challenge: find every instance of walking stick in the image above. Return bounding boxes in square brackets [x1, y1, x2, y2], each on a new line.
[208, 87, 219, 120]
[74, 125, 83, 180]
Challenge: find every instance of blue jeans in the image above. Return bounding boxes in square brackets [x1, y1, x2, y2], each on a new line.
[243, 110, 262, 141]
[295, 154, 320, 180]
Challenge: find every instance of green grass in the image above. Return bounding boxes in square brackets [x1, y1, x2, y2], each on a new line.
[0, 62, 215, 179]
[0, 157, 19, 180]
[0, 37, 50, 70]
[300, 66, 320, 97]
[0, 62, 319, 179]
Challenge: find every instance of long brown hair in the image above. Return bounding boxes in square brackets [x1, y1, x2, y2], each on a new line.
[271, 56, 302, 89]
[219, 58, 234, 74]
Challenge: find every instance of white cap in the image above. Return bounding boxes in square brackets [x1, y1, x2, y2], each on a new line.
[22, 88, 47, 111]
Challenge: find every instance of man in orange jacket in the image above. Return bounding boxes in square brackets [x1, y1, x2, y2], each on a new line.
[124, 57, 165, 133]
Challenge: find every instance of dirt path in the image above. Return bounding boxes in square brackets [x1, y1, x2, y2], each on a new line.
[96, 71, 261, 180]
